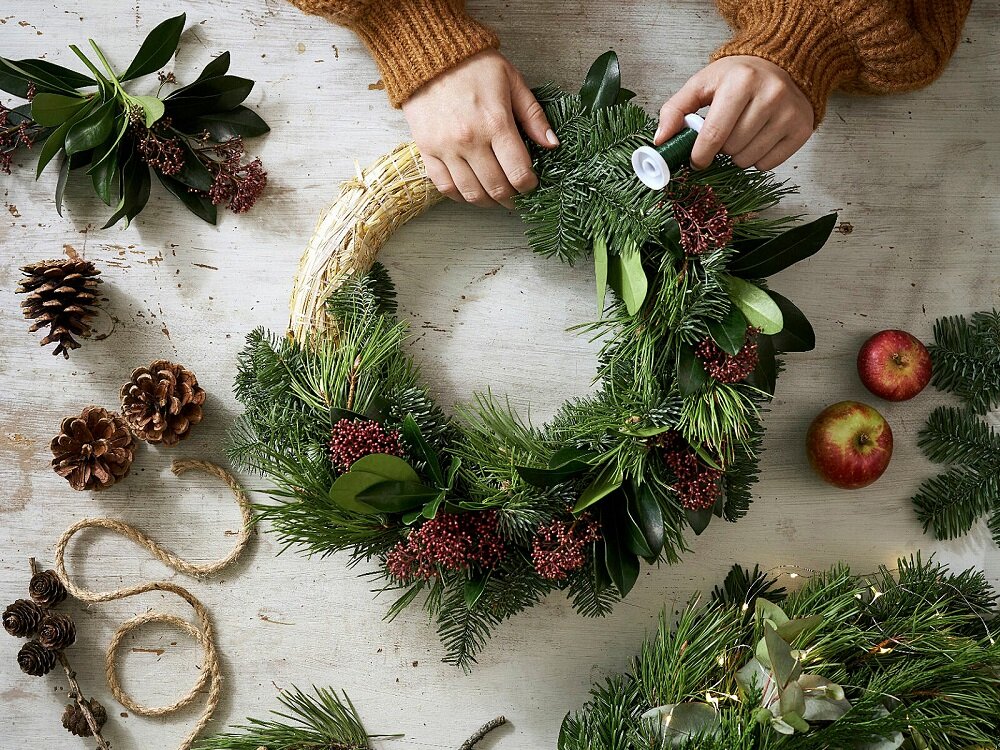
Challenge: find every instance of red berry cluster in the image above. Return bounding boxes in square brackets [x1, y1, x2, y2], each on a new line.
[531, 516, 600, 580]
[328, 418, 404, 472]
[658, 432, 723, 511]
[0, 100, 41, 175]
[671, 182, 733, 256]
[696, 327, 760, 383]
[203, 136, 268, 213]
[386, 511, 506, 583]
[134, 120, 185, 176]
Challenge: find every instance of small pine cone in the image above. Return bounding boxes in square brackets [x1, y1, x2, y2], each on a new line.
[62, 698, 108, 737]
[120, 359, 206, 445]
[29, 569, 68, 608]
[50, 405, 136, 491]
[15, 258, 102, 358]
[3, 599, 45, 638]
[38, 612, 76, 651]
[17, 641, 57, 676]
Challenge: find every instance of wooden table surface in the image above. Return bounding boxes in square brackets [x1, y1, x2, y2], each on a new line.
[2, 1, 998, 748]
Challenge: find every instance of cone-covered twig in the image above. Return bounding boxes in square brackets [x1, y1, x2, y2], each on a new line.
[29, 569, 67, 607]
[2, 599, 44, 638]
[62, 697, 108, 737]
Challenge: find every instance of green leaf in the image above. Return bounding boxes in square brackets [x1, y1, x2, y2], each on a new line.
[573, 463, 624, 514]
[780, 682, 807, 722]
[621, 500, 653, 560]
[64, 98, 116, 155]
[31, 92, 88, 126]
[328, 471, 383, 514]
[607, 243, 647, 316]
[767, 290, 815, 353]
[515, 448, 595, 488]
[0, 57, 94, 97]
[121, 13, 186, 81]
[686, 506, 714, 535]
[745, 334, 777, 396]
[579, 50, 620, 113]
[464, 575, 488, 609]
[401, 414, 444, 487]
[602, 506, 640, 597]
[765, 623, 800, 688]
[615, 87, 636, 105]
[593, 233, 608, 313]
[92, 149, 119, 205]
[707, 305, 748, 356]
[132, 95, 165, 128]
[165, 75, 255, 116]
[619, 424, 671, 438]
[172, 139, 214, 192]
[356, 480, 439, 514]
[630, 483, 664, 560]
[727, 213, 837, 278]
[102, 155, 151, 228]
[692, 442, 724, 471]
[182, 105, 270, 140]
[54, 156, 71, 217]
[548, 447, 596, 470]
[35, 100, 95, 177]
[195, 51, 231, 82]
[88, 116, 129, 174]
[723, 275, 783, 335]
[776, 614, 823, 642]
[349, 454, 420, 483]
[676, 344, 709, 396]
[641, 703, 721, 742]
[156, 172, 218, 224]
[421, 490, 445, 520]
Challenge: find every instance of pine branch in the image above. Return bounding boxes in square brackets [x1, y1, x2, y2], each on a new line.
[929, 309, 1000, 414]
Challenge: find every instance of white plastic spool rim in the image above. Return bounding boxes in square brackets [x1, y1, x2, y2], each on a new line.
[631, 112, 705, 190]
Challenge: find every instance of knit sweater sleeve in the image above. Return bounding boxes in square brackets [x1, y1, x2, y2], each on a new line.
[711, 0, 972, 124]
[286, 0, 498, 107]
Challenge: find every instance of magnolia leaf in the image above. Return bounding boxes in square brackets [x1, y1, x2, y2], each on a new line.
[631, 483, 664, 559]
[593, 233, 609, 314]
[132, 95, 165, 128]
[686, 505, 713, 535]
[607, 243, 648, 316]
[401, 413, 444, 486]
[349, 454, 420, 483]
[707, 305, 748, 356]
[602, 507, 640, 597]
[615, 87, 636, 104]
[573, 464, 623, 513]
[579, 50, 620, 112]
[328, 471, 383, 514]
[745, 334, 777, 396]
[122, 13, 186, 81]
[357, 480, 440, 514]
[677, 344, 709, 396]
[30, 92, 88, 126]
[727, 213, 837, 278]
[549, 447, 597, 470]
[622, 497, 654, 560]
[516, 450, 591, 488]
[724, 275, 783, 334]
[768, 290, 815, 353]
[641, 702, 721, 745]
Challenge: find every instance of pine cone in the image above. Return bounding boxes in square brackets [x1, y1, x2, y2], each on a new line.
[16, 258, 102, 358]
[2, 599, 44, 638]
[50, 406, 136, 491]
[17, 640, 56, 676]
[120, 360, 206, 445]
[62, 697, 108, 737]
[29, 569, 68, 607]
[38, 612, 76, 651]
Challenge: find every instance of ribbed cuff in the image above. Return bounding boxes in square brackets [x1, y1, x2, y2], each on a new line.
[711, 0, 858, 125]
[350, 0, 499, 107]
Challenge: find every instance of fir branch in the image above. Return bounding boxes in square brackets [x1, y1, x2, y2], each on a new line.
[929, 309, 1000, 414]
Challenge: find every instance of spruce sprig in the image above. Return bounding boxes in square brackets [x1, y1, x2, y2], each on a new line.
[928, 309, 1000, 414]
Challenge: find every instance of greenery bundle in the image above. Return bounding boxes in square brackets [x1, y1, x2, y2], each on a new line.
[912, 310, 1000, 547]
[0, 14, 269, 226]
[231, 52, 837, 669]
[561, 556, 1000, 749]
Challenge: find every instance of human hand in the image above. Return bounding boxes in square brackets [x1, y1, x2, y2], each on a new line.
[656, 56, 814, 171]
[402, 50, 558, 209]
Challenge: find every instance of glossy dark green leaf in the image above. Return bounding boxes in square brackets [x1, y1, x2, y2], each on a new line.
[727, 213, 837, 278]
[327, 471, 383, 514]
[357, 480, 441, 513]
[156, 173, 218, 224]
[579, 50, 621, 113]
[401, 413, 444, 487]
[350, 454, 420, 482]
[35, 100, 95, 177]
[0, 57, 93, 97]
[464, 574, 488, 609]
[622, 495, 654, 561]
[31, 92, 88, 126]
[724, 275, 783, 335]
[593, 539, 612, 594]
[92, 148, 119, 205]
[101, 155, 150, 228]
[677, 343, 710, 396]
[745, 333, 777, 397]
[573, 463, 624, 514]
[767, 290, 815, 353]
[619, 424, 671, 438]
[195, 51, 231, 82]
[121, 13, 186, 81]
[602, 506, 640, 597]
[54, 156, 70, 217]
[631, 484, 665, 559]
[183, 105, 270, 140]
[515, 462, 587, 488]
[686, 505, 714, 535]
[707, 304, 748, 356]
[420, 490, 445, 520]
[165, 75, 254, 116]
[615, 87, 636, 104]
[88, 117, 129, 174]
[548, 447, 596, 470]
[64, 98, 116, 155]
[172, 139, 214, 192]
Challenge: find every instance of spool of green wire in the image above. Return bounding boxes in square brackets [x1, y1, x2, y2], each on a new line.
[654, 126, 699, 172]
[631, 112, 705, 190]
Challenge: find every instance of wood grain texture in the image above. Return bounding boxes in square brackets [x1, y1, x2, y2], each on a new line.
[1, 1, 998, 747]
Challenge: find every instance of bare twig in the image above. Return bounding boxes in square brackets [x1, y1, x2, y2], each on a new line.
[29, 558, 111, 749]
[459, 716, 507, 750]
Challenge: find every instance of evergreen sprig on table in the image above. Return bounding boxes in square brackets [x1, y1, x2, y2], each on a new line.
[928, 309, 1000, 414]
[0, 13, 269, 226]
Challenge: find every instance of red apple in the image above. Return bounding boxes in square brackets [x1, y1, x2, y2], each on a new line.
[806, 401, 893, 489]
[857, 329, 932, 401]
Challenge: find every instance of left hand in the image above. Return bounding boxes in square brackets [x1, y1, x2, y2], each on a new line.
[656, 56, 815, 171]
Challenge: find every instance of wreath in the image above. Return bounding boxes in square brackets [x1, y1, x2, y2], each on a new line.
[230, 52, 838, 669]
[560, 556, 1000, 749]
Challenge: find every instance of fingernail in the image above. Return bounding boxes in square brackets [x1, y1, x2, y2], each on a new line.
[546, 129, 559, 147]
[653, 125, 664, 144]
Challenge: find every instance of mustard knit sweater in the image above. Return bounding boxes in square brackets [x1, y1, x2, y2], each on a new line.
[288, 0, 971, 122]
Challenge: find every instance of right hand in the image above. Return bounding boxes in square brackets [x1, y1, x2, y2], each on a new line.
[402, 50, 559, 209]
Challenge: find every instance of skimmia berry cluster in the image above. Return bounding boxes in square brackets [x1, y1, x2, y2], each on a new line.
[696, 327, 761, 383]
[671, 181, 734, 256]
[531, 517, 601, 580]
[658, 432, 723, 511]
[328, 419, 405, 473]
[0, 13, 269, 227]
[386, 511, 505, 582]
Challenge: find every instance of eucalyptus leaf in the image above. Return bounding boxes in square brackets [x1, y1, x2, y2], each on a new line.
[724, 275, 783, 334]
[727, 213, 837, 278]
[31, 92, 88, 126]
[156, 172, 218, 224]
[573, 463, 624, 513]
[767, 290, 815, 352]
[356, 480, 439, 514]
[707, 305, 748, 356]
[607, 243, 647, 315]
[64, 97, 116, 155]
[779, 680, 807, 718]
[593, 233, 608, 313]
[764, 623, 800, 688]
[121, 13, 186, 81]
[775, 614, 823, 642]
[755, 598, 790, 629]
[579, 50, 620, 112]
[641, 703, 721, 745]
[676, 343, 709, 396]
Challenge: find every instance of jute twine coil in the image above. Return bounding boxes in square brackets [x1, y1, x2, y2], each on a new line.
[288, 141, 441, 343]
[53, 459, 254, 750]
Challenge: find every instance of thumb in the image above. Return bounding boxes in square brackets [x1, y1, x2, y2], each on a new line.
[509, 69, 558, 148]
[656, 72, 713, 144]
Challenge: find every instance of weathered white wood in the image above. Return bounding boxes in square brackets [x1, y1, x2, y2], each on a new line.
[1, 1, 998, 747]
